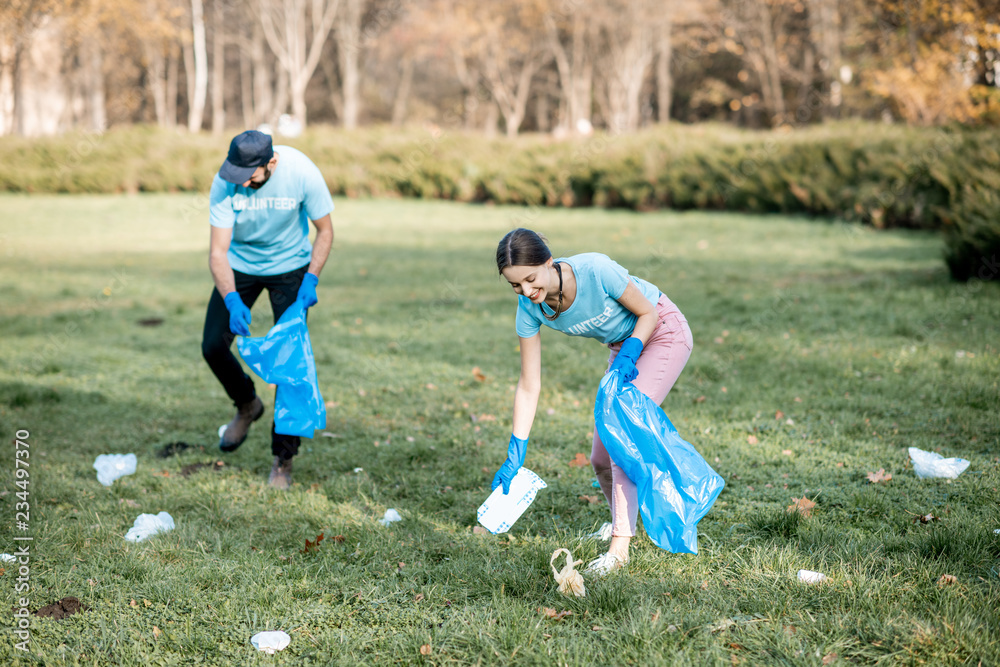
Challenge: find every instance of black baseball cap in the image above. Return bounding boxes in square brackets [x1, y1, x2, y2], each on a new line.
[219, 130, 274, 184]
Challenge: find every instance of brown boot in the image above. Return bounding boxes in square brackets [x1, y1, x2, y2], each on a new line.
[219, 396, 264, 452]
[268, 456, 293, 490]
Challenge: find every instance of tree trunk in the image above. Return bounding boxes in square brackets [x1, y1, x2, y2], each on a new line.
[391, 57, 414, 126]
[85, 39, 106, 131]
[211, 0, 225, 135]
[251, 20, 271, 125]
[338, 0, 363, 129]
[189, 0, 208, 132]
[240, 40, 255, 128]
[755, 0, 785, 123]
[484, 101, 499, 137]
[147, 41, 167, 127]
[166, 44, 179, 127]
[656, 16, 672, 122]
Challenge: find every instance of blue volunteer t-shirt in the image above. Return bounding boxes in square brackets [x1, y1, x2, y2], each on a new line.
[209, 145, 334, 276]
[515, 253, 662, 344]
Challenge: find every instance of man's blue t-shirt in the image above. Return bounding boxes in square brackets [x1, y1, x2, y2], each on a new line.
[209, 145, 334, 276]
[515, 253, 662, 344]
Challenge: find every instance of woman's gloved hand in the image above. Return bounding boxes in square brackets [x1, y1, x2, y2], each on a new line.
[491, 434, 528, 495]
[609, 337, 643, 382]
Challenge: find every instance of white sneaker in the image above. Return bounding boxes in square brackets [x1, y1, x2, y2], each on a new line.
[585, 552, 627, 577]
[586, 522, 613, 541]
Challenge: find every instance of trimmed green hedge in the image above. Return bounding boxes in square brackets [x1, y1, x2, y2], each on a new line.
[4, 123, 997, 280]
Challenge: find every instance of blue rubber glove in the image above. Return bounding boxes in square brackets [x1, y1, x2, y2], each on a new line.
[609, 336, 643, 382]
[491, 434, 528, 495]
[223, 291, 251, 337]
[297, 272, 319, 308]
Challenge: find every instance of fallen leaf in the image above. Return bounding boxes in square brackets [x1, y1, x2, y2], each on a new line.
[118, 498, 140, 508]
[592, 625, 603, 631]
[781, 449, 793, 456]
[747, 435, 759, 445]
[425, 383, 436, 390]
[568, 453, 590, 467]
[775, 410, 785, 420]
[836, 462, 844, 467]
[694, 395, 707, 403]
[472, 526, 488, 535]
[938, 574, 957, 586]
[330, 535, 346, 543]
[419, 644, 431, 655]
[651, 611, 660, 623]
[579, 495, 602, 504]
[472, 366, 486, 382]
[911, 513, 938, 524]
[540, 607, 573, 621]
[129, 599, 137, 608]
[822, 653, 837, 665]
[866, 469, 892, 483]
[301, 533, 325, 554]
[152, 626, 161, 638]
[414, 593, 424, 602]
[787, 497, 816, 517]
[700, 580, 709, 590]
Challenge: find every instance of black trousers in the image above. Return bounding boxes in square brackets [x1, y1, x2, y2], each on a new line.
[201, 264, 309, 460]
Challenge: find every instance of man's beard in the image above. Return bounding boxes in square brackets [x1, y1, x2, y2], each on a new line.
[247, 165, 272, 189]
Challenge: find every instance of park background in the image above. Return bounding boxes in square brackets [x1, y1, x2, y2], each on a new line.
[1, 0, 1000, 665]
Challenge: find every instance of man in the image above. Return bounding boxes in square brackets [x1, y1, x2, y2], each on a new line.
[201, 130, 334, 490]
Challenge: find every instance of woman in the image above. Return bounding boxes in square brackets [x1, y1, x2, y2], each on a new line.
[492, 228, 693, 575]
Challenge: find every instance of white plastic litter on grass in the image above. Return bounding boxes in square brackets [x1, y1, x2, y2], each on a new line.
[586, 522, 613, 541]
[378, 509, 402, 526]
[477, 468, 548, 534]
[797, 569, 828, 584]
[93, 453, 137, 486]
[251, 630, 290, 654]
[908, 447, 970, 479]
[124, 512, 175, 542]
[0, 554, 15, 562]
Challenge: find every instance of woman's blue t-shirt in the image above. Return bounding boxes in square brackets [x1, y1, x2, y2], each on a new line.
[514, 253, 661, 344]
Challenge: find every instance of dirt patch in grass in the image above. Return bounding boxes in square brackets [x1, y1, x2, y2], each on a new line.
[34, 597, 88, 619]
[157, 442, 202, 458]
[179, 460, 226, 477]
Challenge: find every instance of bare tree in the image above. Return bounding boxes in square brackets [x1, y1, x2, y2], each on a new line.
[544, 6, 595, 133]
[336, 0, 363, 128]
[211, 0, 226, 134]
[593, 0, 661, 132]
[257, 0, 341, 125]
[188, 0, 209, 131]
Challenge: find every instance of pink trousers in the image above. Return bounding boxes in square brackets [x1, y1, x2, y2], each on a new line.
[591, 294, 693, 538]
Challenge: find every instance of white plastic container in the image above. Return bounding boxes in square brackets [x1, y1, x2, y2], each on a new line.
[477, 468, 547, 534]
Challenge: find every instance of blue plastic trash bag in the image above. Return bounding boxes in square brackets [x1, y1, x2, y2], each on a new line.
[594, 369, 725, 554]
[237, 300, 326, 437]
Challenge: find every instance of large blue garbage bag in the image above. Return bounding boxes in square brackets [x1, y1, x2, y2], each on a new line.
[237, 300, 326, 437]
[594, 369, 725, 554]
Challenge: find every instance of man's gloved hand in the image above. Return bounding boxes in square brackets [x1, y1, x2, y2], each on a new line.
[297, 272, 319, 308]
[609, 336, 643, 383]
[223, 292, 252, 336]
[491, 434, 528, 495]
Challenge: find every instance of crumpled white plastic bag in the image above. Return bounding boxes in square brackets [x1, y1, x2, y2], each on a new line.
[93, 453, 137, 486]
[378, 509, 402, 526]
[550, 548, 586, 597]
[908, 447, 970, 479]
[124, 512, 175, 542]
[251, 630, 291, 654]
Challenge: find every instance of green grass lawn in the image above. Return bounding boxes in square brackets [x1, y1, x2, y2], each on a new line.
[1, 194, 998, 666]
